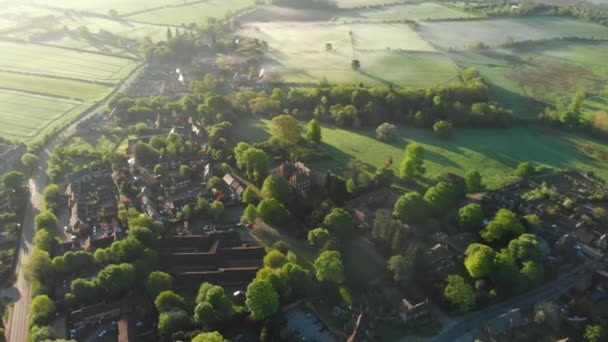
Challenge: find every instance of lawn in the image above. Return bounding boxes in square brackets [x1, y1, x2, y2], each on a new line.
[340, 2, 475, 21]
[234, 119, 608, 189]
[581, 96, 608, 122]
[0, 72, 112, 101]
[418, 16, 608, 50]
[126, 0, 254, 25]
[0, 41, 138, 82]
[238, 22, 454, 86]
[0, 90, 91, 141]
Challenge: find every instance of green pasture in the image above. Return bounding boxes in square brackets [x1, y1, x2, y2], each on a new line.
[341, 2, 474, 21]
[334, 0, 411, 9]
[126, 0, 253, 25]
[238, 22, 451, 86]
[581, 96, 608, 122]
[31, 0, 186, 15]
[0, 72, 112, 101]
[0, 90, 91, 141]
[234, 119, 608, 189]
[418, 16, 608, 50]
[0, 41, 138, 82]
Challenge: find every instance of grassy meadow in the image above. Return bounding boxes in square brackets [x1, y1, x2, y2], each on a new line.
[340, 2, 474, 21]
[0, 72, 112, 101]
[418, 17, 608, 50]
[126, 0, 254, 25]
[235, 119, 608, 189]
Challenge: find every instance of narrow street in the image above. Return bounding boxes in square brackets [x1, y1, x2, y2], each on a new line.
[6, 64, 146, 342]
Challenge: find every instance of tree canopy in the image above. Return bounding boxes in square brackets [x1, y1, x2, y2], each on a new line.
[393, 191, 428, 224]
[481, 209, 525, 242]
[261, 174, 290, 205]
[433, 120, 453, 138]
[263, 250, 288, 269]
[96, 263, 136, 297]
[314, 251, 345, 284]
[465, 170, 483, 192]
[305, 119, 322, 143]
[30, 295, 56, 325]
[245, 279, 280, 320]
[464, 243, 496, 278]
[508, 234, 543, 264]
[307, 227, 331, 249]
[192, 331, 228, 342]
[155, 290, 186, 313]
[270, 114, 302, 145]
[514, 162, 535, 178]
[443, 275, 475, 312]
[234, 143, 270, 184]
[257, 198, 289, 227]
[323, 208, 353, 239]
[146, 271, 173, 298]
[399, 143, 425, 180]
[3, 170, 25, 191]
[458, 203, 484, 231]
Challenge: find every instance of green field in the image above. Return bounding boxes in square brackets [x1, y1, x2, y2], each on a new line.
[238, 22, 455, 86]
[0, 41, 138, 82]
[581, 96, 608, 122]
[0, 72, 112, 101]
[341, 2, 474, 21]
[0, 89, 91, 141]
[235, 119, 608, 189]
[334, 0, 411, 9]
[126, 0, 253, 25]
[419, 16, 608, 50]
[30, 0, 186, 15]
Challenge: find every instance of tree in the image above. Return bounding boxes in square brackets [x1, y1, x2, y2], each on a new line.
[35, 210, 59, 232]
[96, 263, 136, 297]
[42, 184, 62, 212]
[270, 114, 302, 146]
[257, 198, 289, 227]
[261, 175, 289, 205]
[30, 295, 56, 325]
[493, 248, 520, 287]
[314, 251, 345, 284]
[242, 186, 260, 205]
[263, 250, 288, 269]
[393, 191, 428, 224]
[241, 204, 258, 223]
[194, 302, 216, 329]
[33, 229, 54, 253]
[246, 279, 279, 320]
[458, 203, 484, 231]
[465, 170, 483, 193]
[424, 181, 458, 216]
[307, 227, 330, 249]
[234, 143, 270, 183]
[374, 166, 394, 186]
[3, 170, 24, 191]
[30, 325, 54, 342]
[24, 248, 53, 281]
[134, 143, 159, 166]
[508, 234, 542, 263]
[192, 331, 228, 342]
[21, 152, 38, 171]
[155, 291, 186, 313]
[481, 209, 525, 243]
[514, 162, 535, 178]
[387, 255, 414, 287]
[70, 278, 99, 303]
[585, 324, 606, 342]
[399, 143, 425, 180]
[325, 43, 333, 51]
[443, 275, 475, 312]
[146, 271, 173, 297]
[305, 119, 322, 143]
[376, 122, 397, 141]
[210, 201, 224, 222]
[323, 208, 353, 239]
[179, 164, 191, 177]
[281, 262, 312, 298]
[433, 120, 453, 138]
[464, 243, 496, 278]
[158, 309, 191, 336]
[520, 261, 544, 288]
[351, 59, 361, 70]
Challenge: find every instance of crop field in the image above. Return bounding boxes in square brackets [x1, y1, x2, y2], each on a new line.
[30, 0, 187, 15]
[0, 72, 112, 101]
[0, 41, 138, 82]
[418, 16, 608, 50]
[341, 3, 475, 21]
[238, 22, 455, 86]
[235, 119, 608, 188]
[126, 0, 253, 25]
[0, 89, 91, 141]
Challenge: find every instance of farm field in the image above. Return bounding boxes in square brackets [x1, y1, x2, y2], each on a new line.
[418, 16, 608, 50]
[0, 41, 138, 82]
[340, 2, 475, 21]
[333, 0, 411, 9]
[448, 40, 608, 116]
[126, 0, 253, 25]
[0, 72, 112, 101]
[238, 22, 454, 86]
[0, 89, 91, 141]
[235, 119, 608, 189]
[30, 0, 187, 15]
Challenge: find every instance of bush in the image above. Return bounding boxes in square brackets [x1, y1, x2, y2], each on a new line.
[376, 122, 397, 141]
[433, 120, 453, 138]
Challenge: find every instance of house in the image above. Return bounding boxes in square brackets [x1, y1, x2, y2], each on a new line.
[400, 297, 433, 325]
[222, 173, 245, 199]
[276, 161, 311, 196]
[485, 308, 526, 337]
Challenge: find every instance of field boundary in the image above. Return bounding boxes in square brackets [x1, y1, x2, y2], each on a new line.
[0, 69, 116, 87]
[0, 86, 86, 102]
